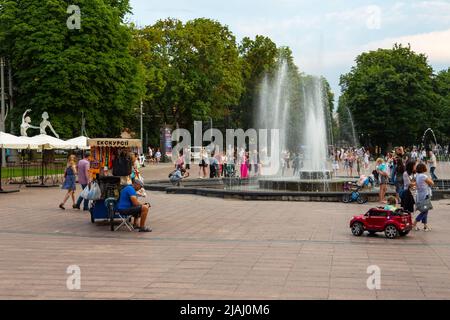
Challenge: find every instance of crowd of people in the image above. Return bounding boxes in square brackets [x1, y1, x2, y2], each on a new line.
[368, 146, 437, 232]
[168, 144, 440, 231]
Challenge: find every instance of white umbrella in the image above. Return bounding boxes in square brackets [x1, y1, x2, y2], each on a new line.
[0, 132, 39, 149]
[28, 134, 74, 150]
[65, 136, 89, 150]
[1, 132, 39, 192]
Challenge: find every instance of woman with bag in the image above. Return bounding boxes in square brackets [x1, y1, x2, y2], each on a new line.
[413, 163, 434, 231]
[59, 155, 78, 210]
[401, 160, 416, 213]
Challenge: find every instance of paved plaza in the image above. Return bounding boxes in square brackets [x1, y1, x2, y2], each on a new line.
[1, 163, 450, 300]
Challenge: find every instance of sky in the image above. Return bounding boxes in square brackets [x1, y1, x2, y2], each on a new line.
[128, 0, 450, 104]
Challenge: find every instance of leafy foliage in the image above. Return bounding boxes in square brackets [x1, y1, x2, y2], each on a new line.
[0, 0, 142, 138]
[338, 44, 444, 149]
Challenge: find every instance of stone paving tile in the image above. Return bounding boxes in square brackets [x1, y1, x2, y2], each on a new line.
[1, 185, 450, 300]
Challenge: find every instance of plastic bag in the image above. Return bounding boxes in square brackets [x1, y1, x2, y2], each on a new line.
[80, 185, 90, 199]
[87, 182, 102, 200]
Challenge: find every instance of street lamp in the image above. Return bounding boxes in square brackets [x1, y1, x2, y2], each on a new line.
[1, 57, 6, 168]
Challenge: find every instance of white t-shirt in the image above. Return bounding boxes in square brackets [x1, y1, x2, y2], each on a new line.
[429, 153, 437, 168]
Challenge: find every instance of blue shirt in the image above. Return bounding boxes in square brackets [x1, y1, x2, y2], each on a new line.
[170, 170, 182, 182]
[117, 185, 137, 210]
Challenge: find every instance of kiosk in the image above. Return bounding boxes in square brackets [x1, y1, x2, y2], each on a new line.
[87, 138, 142, 231]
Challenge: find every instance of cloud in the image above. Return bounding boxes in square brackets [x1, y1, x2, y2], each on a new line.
[318, 28, 450, 70]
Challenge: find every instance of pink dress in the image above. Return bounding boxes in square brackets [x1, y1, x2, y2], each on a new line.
[240, 156, 249, 179]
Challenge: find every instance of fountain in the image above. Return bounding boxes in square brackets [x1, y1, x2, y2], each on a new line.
[298, 77, 331, 180]
[255, 60, 340, 191]
[345, 106, 358, 147]
[422, 128, 439, 156]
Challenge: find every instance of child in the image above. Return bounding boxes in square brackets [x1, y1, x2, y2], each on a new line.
[384, 196, 398, 212]
[332, 154, 339, 177]
[376, 158, 389, 203]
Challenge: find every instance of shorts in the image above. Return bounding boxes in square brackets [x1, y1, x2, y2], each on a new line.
[118, 205, 142, 217]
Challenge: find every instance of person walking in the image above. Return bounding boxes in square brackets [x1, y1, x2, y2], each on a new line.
[427, 150, 438, 180]
[401, 160, 416, 213]
[413, 163, 434, 231]
[198, 147, 208, 179]
[74, 152, 90, 211]
[59, 155, 78, 210]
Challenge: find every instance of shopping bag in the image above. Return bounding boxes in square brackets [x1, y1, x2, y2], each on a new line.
[87, 182, 102, 200]
[80, 185, 90, 199]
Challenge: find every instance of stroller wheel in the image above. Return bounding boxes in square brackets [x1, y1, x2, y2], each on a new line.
[342, 194, 351, 203]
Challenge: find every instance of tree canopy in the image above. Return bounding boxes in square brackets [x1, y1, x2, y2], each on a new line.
[0, 0, 142, 138]
[338, 44, 446, 149]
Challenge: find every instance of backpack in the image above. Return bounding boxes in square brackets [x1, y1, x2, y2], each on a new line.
[112, 154, 132, 176]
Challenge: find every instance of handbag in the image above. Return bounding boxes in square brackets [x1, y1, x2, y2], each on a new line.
[416, 196, 433, 212]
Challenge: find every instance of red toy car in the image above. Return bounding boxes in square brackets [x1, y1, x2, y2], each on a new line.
[350, 207, 413, 239]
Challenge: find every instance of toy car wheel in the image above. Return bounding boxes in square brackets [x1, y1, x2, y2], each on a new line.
[342, 194, 351, 203]
[357, 195, 367, 204]
[351, 222, 364, 236]
[385, 225, 399, 239]
[400, 230, 410, 236]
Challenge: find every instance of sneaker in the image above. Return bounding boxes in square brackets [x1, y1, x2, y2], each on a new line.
[414, 226, 420, 231]
[73, 204, 80, 209]
[59, 204, 65, 210]
[424, 226, 432, 232]
[139, 226, 152, 233]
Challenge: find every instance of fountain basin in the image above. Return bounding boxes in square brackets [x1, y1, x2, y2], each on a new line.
[259, 177, 344, 192]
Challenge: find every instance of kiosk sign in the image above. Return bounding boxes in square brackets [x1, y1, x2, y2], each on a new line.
[88, 138, 142, 148]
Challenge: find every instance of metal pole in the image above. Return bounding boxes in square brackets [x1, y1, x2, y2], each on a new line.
[140, 100, 143, 153]
[1, 57, 6, 168]
[8, 60, 13, 134]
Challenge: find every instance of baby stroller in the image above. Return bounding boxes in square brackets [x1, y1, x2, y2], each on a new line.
[342, 181, 368, 204]
[224, 163, 236, 177]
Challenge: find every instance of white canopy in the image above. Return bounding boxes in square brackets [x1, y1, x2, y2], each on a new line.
[0, 132, 40, 149]
[27, 134, 75, 150]
[65, 136, 89, 150]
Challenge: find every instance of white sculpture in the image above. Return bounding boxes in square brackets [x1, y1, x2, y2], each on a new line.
[40, 111, 59, 138]
[20, 109, 40, 137]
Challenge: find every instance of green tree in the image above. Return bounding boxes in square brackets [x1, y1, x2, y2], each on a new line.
[132, 18, 244, 135]
[339, 44, 438, 150]
[434, 68, 450, 145]
[0, 0, 142, 138]
[237, 35, 278, 129]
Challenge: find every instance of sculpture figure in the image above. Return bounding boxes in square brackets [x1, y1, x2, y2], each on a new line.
[20, 109, 39, 137]
[40, 111, 59, 138]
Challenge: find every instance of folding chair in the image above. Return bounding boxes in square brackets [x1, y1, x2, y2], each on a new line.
[114, 210, 135, 232]
[104, 197, 135, 232]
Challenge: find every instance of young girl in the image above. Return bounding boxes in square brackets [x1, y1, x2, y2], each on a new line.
[384, 196, 398, 212]
[59, 155, 78, 210]
[376, 158, 389, 204]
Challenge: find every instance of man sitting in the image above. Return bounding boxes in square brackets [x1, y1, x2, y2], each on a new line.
[117, 179, 151, 232]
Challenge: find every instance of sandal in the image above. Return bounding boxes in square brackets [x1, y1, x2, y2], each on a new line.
[139, 226, 152, 233]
